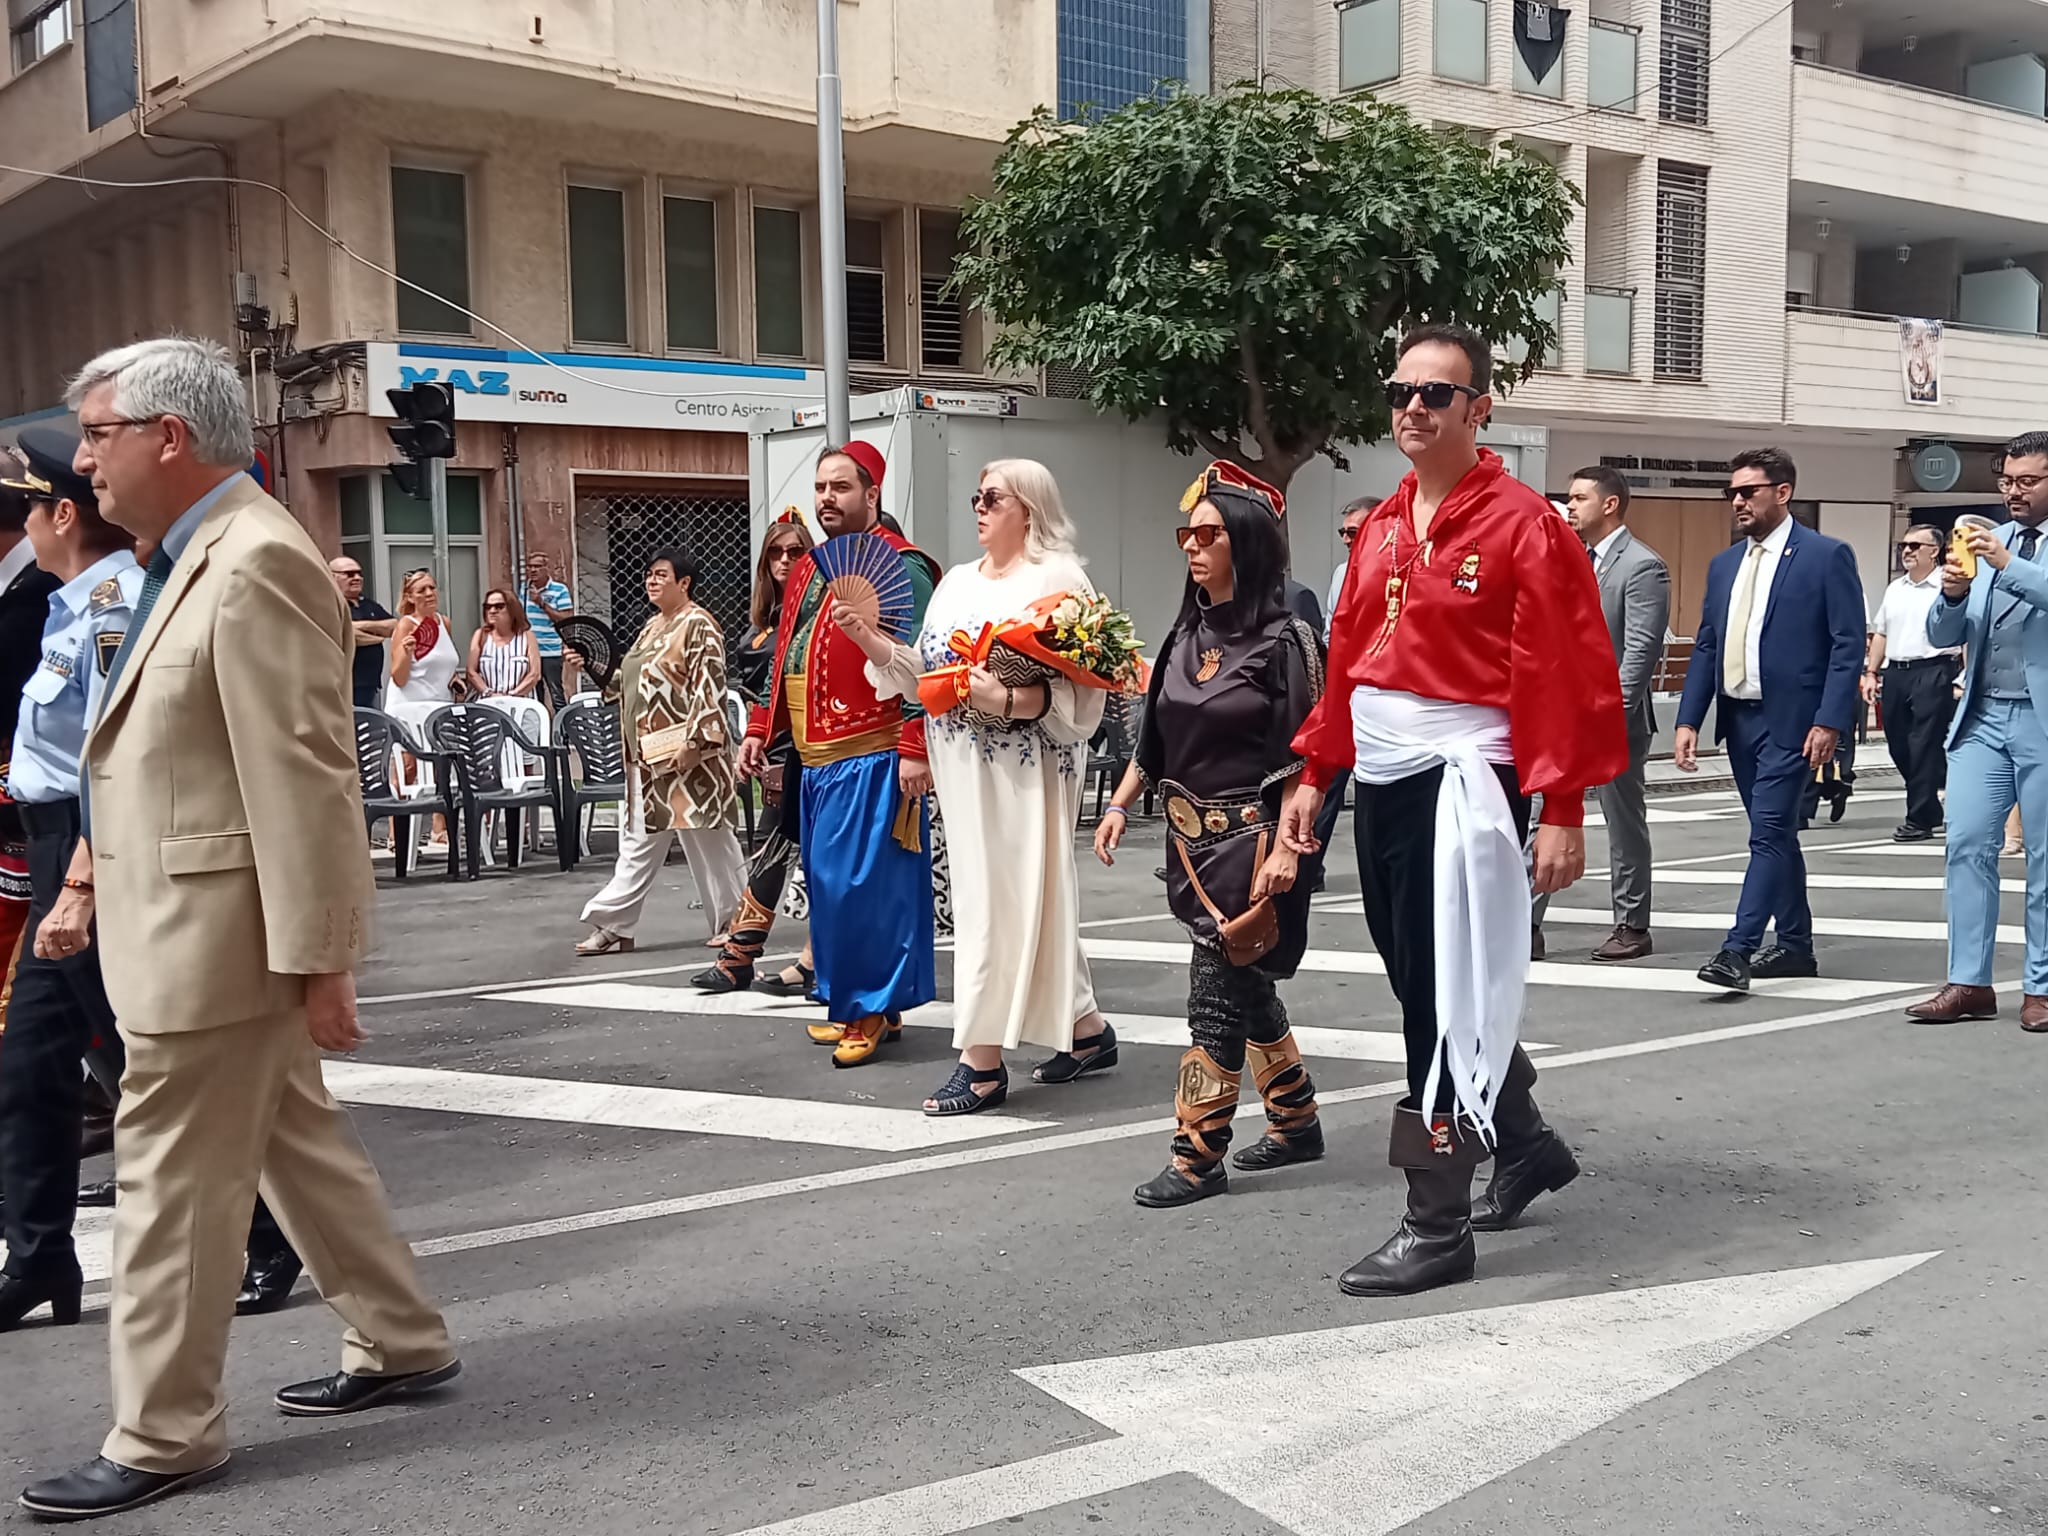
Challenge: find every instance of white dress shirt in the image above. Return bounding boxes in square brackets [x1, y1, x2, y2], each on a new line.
[1589, 525, 1626, 575]
[1725, 514, 1794, 702]
[1868, 570, 1957, 662]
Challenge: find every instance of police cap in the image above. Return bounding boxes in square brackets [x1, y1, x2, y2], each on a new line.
[0, 426, 97, 512]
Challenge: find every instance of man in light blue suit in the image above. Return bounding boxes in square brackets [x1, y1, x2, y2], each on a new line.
[1674, 447, 1865, 993]
[1907, 432, 2048, 1029]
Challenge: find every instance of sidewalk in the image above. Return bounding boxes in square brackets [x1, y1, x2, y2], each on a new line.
[1645, 746, 1901, 797]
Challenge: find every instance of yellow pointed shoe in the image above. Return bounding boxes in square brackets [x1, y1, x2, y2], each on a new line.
[807, 1021, 847, 1046]
[831, 1015, 895, 1068]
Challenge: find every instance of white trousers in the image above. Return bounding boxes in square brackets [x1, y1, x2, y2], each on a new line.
[580, 768, 748, 941]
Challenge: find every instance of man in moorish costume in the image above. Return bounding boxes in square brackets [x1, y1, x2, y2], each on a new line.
[1284, 323, 1627, 1298]
[738, 443, 940, 1066]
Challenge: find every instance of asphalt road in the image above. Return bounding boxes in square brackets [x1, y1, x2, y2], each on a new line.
[5, 778, 2045, 1535]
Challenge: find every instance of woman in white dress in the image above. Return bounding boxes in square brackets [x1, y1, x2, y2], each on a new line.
[388, 568, 468, 847]
[839, 459, 1115, 1115]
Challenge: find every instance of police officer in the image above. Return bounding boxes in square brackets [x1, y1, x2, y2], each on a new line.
[0, 428, 138, 1330]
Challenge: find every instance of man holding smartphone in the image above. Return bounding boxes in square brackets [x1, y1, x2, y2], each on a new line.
[523, 552, 575, 707]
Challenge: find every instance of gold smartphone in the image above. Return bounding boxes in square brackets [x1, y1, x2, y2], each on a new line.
[1951, 526, 1978, 580]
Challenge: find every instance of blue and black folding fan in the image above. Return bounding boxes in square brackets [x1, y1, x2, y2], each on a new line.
[812, 531, 915, 640]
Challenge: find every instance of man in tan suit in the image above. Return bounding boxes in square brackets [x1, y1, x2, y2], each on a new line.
[19, 338, 458, 1524]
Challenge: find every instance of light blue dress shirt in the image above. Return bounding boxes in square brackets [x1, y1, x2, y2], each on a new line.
[9, 550, 143, 805]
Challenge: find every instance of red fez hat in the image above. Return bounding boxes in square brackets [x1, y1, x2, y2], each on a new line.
[836, 440, 887, 491]
[1180, 460, 1284, 520]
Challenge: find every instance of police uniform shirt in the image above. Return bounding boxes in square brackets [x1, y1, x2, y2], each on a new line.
[8, 550, 143, 806]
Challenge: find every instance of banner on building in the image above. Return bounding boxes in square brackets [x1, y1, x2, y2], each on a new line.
[1898, 317, 1943, 407]
[1513, 1, 1572, 83]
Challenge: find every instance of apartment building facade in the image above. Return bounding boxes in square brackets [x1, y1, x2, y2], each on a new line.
[0, 0, 1055, 639]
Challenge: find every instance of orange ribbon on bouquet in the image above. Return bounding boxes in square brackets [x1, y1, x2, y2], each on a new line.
[915, 593, 1149, 719]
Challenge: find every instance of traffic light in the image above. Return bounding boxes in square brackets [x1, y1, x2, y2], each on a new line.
[385, 382, 456, 500]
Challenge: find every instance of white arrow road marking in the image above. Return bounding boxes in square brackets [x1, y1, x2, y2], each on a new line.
[724, 1253, 1938, 1536]
[493, 982, 1556, 1062]
[1083, 936, 1911, 1001]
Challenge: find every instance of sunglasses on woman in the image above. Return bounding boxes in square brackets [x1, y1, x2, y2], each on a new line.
[1384, 379, 1482, 411]
[484, 601, 506, 611]
[1174, 525, 1225, 550]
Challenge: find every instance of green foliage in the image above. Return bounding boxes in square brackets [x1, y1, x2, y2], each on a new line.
[955, 86, 1577, 492]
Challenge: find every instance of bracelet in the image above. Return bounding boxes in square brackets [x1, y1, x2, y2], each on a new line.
[1004, 684, 1015, 719]
[63, 877, 93, 893]
[1103, 804, 1129, 821]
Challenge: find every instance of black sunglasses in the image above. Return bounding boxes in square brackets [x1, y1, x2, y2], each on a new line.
[1175, 525, 1225, 550]
[1385, 379, 1482, 411]
[1898, 540, 1938, 553]
[1723, 483, 1784, 502]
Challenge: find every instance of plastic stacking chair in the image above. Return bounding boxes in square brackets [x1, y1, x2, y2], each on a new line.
[353, 707, 462, 881]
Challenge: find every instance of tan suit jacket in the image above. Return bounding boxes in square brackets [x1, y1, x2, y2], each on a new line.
[84, 474, 374, 1032]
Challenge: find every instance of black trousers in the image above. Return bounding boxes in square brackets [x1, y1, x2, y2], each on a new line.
[1881, 658, 1957, 832]
[740, 752, 804, 913]
[540, 655, 567, 711]
[1355, 763, 1530, 1109]
[0, 799, 119, 1280]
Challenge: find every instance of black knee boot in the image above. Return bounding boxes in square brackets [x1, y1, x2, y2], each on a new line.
[1338, 1104, 1486, 1298]
[1471, 1047, 1579, 1232]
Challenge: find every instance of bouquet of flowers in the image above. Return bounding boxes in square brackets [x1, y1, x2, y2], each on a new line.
[918, 590, 1148, 728]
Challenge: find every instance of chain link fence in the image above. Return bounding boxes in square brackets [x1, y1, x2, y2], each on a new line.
[572, 484, 753, 648]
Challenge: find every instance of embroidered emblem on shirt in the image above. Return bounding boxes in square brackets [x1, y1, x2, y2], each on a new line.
[1195, 647, 1223, 684]
[1203, 809, 1229, 834]
[1452, 546, 1482, 595]
[88, 578, 123, 613]
[1429, 1118, 1456, 1156]
[95, 631, 123, 675]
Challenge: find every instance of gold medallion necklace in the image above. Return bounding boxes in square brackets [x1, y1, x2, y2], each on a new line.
[1370, 518, 1433, 656]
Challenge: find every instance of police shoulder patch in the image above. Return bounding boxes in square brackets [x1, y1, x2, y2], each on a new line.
[88, 577, 123, 613]
[95, 630, 124, 675]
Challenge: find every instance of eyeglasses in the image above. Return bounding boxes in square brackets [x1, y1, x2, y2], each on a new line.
[1723, 483, 1781, 502]
[77, 415, 166, 447]
[1339, 526, 1360, 545]
[970, 488, 1012, 510]
[1175, 525, 1225, 550]
[1898, 541, 1938, 554]
[484, 601, 506, 610]
[1998, 474, 2048, 493]
[1384, 380, 1481, 411]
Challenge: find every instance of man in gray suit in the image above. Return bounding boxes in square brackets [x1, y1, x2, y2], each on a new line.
[1541, 465, 1671, 961]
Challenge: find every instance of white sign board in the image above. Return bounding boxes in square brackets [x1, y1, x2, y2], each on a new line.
[365, 343, 822, 431]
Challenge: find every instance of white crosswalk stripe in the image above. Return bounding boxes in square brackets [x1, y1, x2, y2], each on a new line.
[1540, 904, 2019, 946]
[493, 981, 1558, 1062]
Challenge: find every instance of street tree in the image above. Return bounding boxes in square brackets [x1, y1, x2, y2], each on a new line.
[954, 86, 1577, 497]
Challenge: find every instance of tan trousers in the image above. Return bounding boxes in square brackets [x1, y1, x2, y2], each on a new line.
[103, 1010, 453, 1474]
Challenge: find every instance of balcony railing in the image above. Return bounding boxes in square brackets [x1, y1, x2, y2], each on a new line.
[1586, 285, 1635, 373]
[1588, 18, 1640, 112]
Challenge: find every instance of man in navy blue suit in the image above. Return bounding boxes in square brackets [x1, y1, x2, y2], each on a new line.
[1673, 448, 1866, 992]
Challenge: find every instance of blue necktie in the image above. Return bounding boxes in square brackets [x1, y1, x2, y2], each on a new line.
[82, 549, 173, 840]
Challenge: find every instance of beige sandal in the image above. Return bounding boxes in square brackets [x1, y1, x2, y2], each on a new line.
[575, 929, 634, 957]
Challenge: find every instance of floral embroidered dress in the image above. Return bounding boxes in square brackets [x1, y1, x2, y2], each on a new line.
[869, 551, 1106, 1051]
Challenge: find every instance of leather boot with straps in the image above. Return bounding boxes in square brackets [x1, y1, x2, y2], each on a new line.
[1135, 1048, 1239, 1208]
[1338, 1104, 1487, 1298]
[1230, 1030, 1323, 1172]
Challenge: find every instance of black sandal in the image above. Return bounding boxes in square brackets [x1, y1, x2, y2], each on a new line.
[755, 962, 816, 999]
[1032, 1022, 1119, 1084]
[924, 1062, 1009, 1117]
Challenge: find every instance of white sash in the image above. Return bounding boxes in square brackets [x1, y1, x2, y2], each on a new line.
[1349, 686, 1525, 1143]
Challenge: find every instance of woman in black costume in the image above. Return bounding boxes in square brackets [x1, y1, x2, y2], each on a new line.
[1095, 463, 1326, 1207]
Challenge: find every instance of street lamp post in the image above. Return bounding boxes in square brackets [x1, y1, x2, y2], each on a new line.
[817, 0, 851, 445]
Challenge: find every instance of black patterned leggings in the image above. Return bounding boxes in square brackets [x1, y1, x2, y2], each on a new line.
[1186, 943, 1291, 1070]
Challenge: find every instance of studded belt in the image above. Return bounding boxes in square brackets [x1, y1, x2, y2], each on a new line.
[1159, 780, 1275, 849]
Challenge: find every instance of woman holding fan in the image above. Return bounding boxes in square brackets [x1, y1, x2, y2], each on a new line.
[838, 459, 1117, 1114]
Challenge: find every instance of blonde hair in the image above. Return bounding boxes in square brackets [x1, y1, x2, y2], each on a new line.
[981, 458, 1079, 563]
[398, 568, 439, 617]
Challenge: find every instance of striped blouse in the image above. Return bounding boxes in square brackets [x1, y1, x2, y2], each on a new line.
[477, 633, 528, 695]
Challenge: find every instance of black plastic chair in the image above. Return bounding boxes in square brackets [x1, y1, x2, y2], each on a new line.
[552, 698, 627, 872]
[353, 708, 462, 882]
[1084, 693, 1151, 823]
[423, 705, 570, 880]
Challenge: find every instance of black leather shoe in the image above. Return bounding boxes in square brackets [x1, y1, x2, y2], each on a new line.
[0, 1265, 84, 1333]
[1750, 944, 1819, 980]
[274, 1359, 461, 1417]
[18, 1455, 229, 1521]
[75, 1180, 115, 1209]
[1132, 1161, 1227, 1208]
[1471, 1129, 1580, 1231]
[235, 1251, 304, 1317]
[1892, 822, 1934, 843]
[1696, 948, 1751, 993]
[1230, 1122, 1325, 1171]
